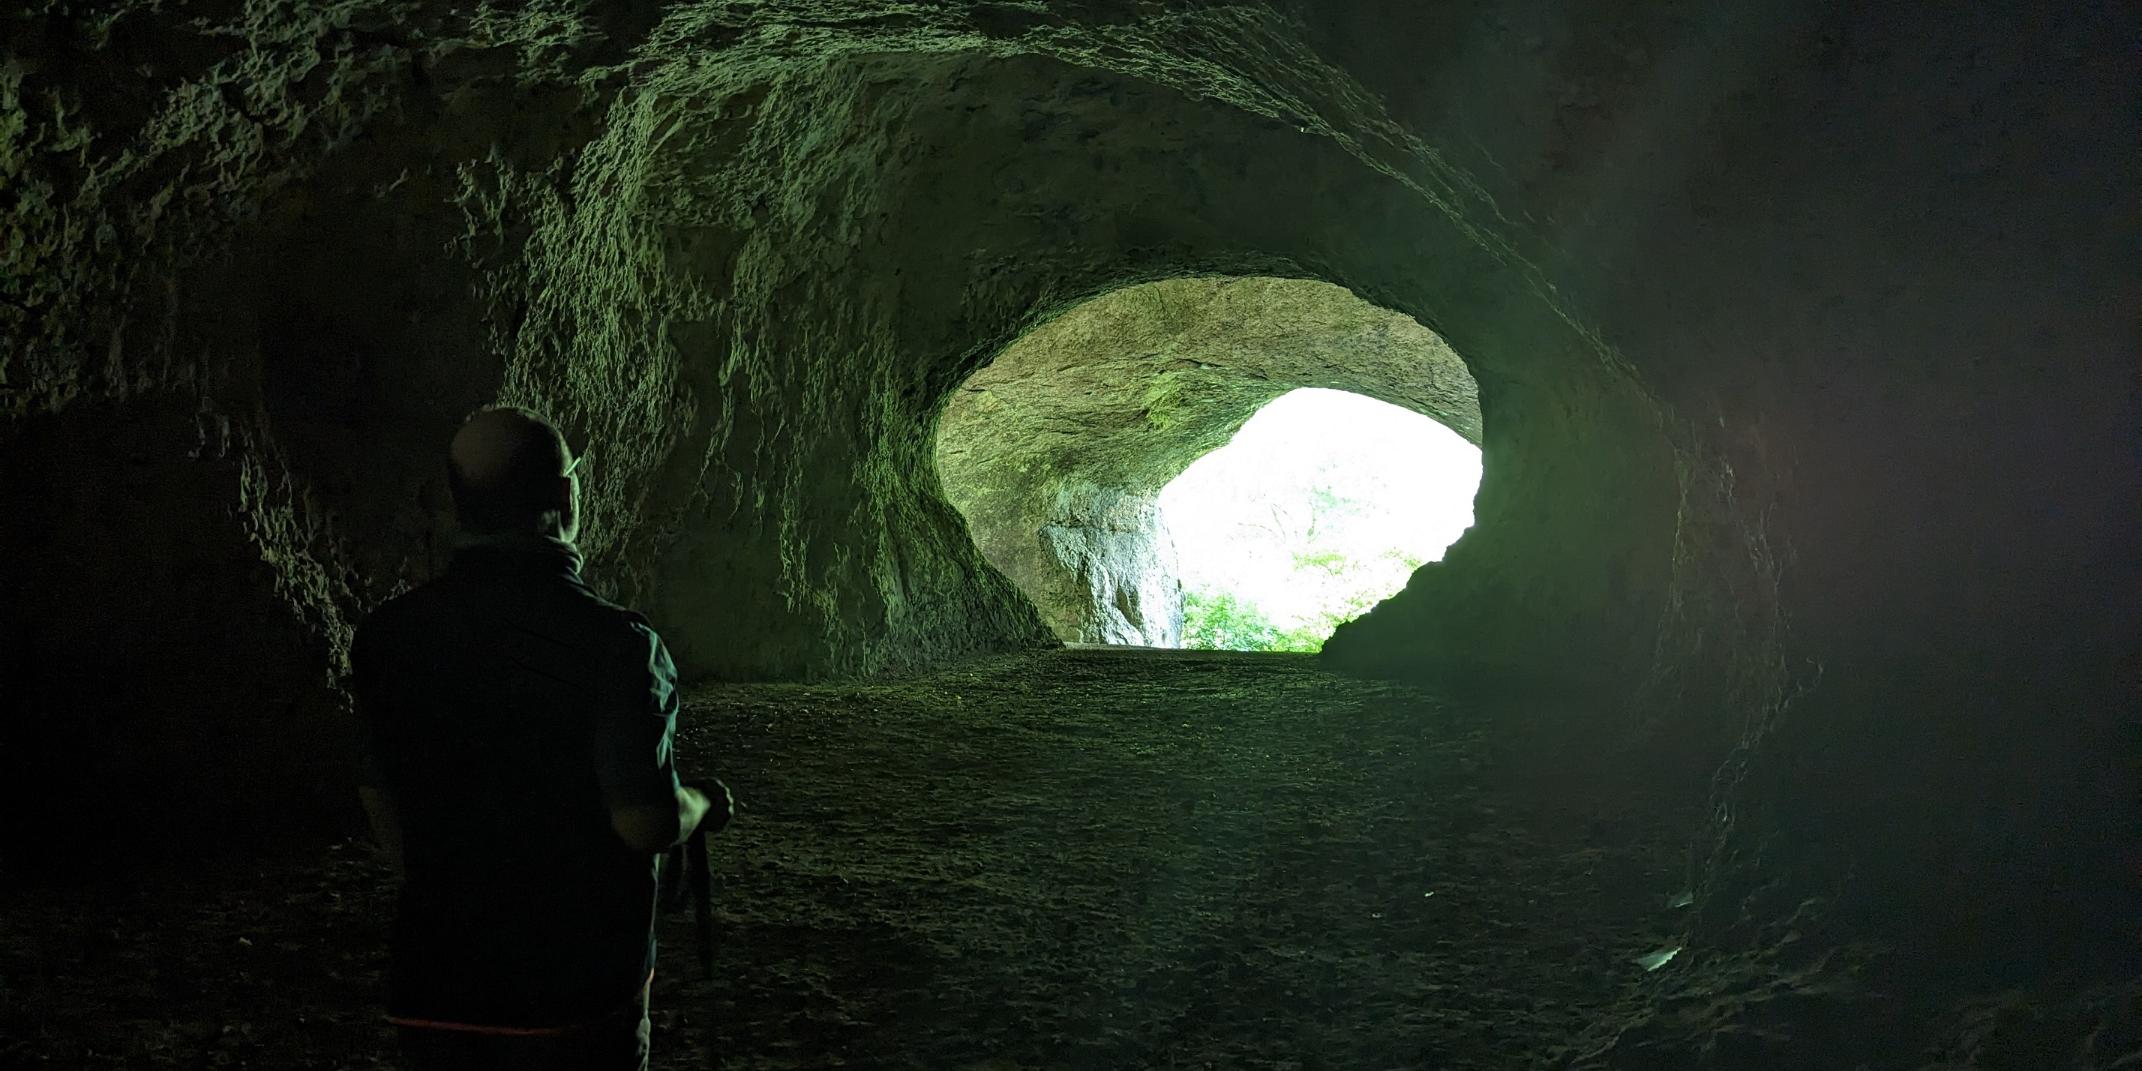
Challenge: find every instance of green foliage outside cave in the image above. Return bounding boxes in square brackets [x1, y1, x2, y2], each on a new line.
[1180, 549, 1426, 653]
[1162, 389, 1480, 653]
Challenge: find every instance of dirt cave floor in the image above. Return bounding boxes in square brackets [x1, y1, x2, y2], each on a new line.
[1, 648, 1700, 1069]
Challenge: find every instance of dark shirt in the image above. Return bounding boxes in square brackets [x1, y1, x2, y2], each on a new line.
[350, 535, 683, 1029]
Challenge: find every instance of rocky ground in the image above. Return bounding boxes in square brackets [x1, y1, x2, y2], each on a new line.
[0, 649, 1697, 1069]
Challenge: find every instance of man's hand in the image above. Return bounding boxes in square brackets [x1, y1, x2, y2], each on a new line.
[662, 779, 734, 909]
[613, 778, 723, 855]
[683, 778, 736, 837]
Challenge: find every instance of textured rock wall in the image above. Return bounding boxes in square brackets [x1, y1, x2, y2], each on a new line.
[1038, 486, 1181, 646]
[936, 276, 1483, 646]
[1299, 0, 2140, 1060]
[4, 1, 2134, 1063]
[3, 0, 1680, 859]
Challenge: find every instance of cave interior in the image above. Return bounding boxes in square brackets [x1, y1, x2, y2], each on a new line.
[1, 2, 2136, 1068]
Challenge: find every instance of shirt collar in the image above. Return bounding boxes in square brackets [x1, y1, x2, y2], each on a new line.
[449, 529, 586, 576]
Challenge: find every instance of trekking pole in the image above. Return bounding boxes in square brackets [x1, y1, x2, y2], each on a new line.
[687, 822, 715, 981]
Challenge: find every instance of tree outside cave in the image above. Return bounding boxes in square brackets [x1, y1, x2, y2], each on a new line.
[1158, 389, 1481, 652]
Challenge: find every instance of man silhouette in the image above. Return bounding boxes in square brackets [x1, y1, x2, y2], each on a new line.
[352, 406, 730, 1070]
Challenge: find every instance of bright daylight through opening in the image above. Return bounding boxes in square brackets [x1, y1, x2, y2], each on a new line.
[934, 276, 1484, 651]
[1161, 388, 1481, 652]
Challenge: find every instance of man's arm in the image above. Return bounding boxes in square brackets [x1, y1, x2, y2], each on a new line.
[349, 625, 406, 877]
[598, 619, 721, 855]
[611, 787, 712, 855]
[358, 782, 406, 878]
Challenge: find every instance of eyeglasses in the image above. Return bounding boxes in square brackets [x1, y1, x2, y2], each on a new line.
[565, 446, 591, 481]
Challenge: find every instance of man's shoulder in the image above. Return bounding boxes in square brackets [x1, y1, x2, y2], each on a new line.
[570, 584, 641, 623]
[559, 583, 660, 646]
[352, 583, 437, 645]
[565, 590, 671, 673]
[354, 571, 664, 663]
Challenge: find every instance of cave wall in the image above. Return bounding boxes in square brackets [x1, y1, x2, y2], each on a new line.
[1304, 0, 2140, 1059]
[3, 1, 2134, 1063]
[3, 0, 1679, 860]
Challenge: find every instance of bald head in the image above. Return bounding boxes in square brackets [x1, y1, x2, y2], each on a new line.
[447, 407, 580, 538]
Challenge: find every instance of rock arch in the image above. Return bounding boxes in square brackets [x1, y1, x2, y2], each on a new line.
[934, 276, 1484, 646]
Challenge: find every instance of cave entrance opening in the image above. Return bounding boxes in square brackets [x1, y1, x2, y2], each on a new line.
[1160, 388, 1480, 652]
[935, 276, 1485, 651]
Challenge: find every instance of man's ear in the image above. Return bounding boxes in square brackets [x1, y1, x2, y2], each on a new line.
[558, 475, 579, 530]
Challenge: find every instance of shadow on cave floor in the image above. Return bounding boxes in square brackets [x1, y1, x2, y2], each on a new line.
[0, 648, 1693, 1070]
